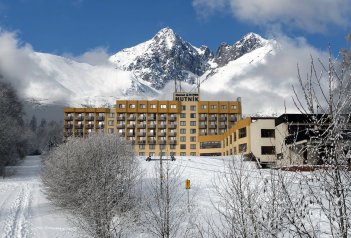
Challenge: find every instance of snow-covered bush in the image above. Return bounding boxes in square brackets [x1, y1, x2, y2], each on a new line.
[41, 133, 140, 238]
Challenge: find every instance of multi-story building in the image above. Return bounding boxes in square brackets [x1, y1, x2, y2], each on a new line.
[64, 92, 242, 156]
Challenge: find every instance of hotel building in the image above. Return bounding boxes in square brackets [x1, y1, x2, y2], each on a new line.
[64, 92, 242, 156]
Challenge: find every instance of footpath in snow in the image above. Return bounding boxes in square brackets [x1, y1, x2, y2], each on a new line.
[0, 156, 78, 238]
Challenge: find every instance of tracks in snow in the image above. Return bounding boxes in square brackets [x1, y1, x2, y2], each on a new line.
[3, 183, 33, 238]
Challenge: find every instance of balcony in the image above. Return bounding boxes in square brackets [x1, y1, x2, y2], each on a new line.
[200, 132, 207, 136]
[158, 116, 167, 121]
[168, 132, 177, 137]
[148, 116, 156, 121]
[75, 124, 84, 129]
[169, 140, 177, 145]
[97, 116, 105, 121]
[158, 132, 166, 137]
[219, 125, 227, 129]
[86, 124, 94, 129]
[148, 139, 156, 144]
[137, 124, 146, 129]
[169, 124, 177, 129]
[75, 116, 84, 121]
[138, 116, 146, 121]
[219, 117, 227, 122]
[127, 124, 136, 129]
[127, 133, 135, 137]
[209, 132, 217, 135]
[86, 116, 94, 121]
[229, 117, 236, 122]
[97, 125, 104, 129]
[199, 124, 207, 129]
[127, 115, 136, 121]
[199, 117, 207, 121]
[138, 132, 146, 137]
[138, 140, 146, 144]
[117, 115, 125, 121]
[169, 116, 177, 121]
[209, 125, 217, 129]
[117, 124, 125, 129]
[64, 124, 73, 129]
[209, 117, 217, 121]
[118, 132, 125, 137]
[148, 124, 156, 129]
[65, 116, 73, 121]
[158, 124, 167, 129]
[158, 140, 166, 145]
[148, 132, 156, 137]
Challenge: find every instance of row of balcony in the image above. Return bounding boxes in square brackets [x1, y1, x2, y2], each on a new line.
[117, 124, 176, 129]
[65, 116, 105, 121]
[199, 116, 236, 122]
[127, 140, 177, 145]
[64, 124, 104, 129]
[117, 115, 177, 121]
[118, 132, 177, 137]
[199, 124, 227, 129]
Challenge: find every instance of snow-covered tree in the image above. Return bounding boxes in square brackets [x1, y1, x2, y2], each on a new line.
[41, 133, 140, 238]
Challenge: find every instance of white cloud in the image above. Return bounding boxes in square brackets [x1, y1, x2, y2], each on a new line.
[65, 47, 113, 66]
[193, 0, 351, 33]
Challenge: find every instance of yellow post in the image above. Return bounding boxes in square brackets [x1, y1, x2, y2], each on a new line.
[185, 179, 191, 189]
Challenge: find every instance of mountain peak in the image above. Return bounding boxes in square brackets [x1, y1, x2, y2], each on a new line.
[153, 27, 180, 48]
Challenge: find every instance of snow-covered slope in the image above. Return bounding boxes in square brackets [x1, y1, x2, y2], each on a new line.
[1, 27, 280, 112]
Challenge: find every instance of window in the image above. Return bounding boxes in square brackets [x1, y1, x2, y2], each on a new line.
[221, 105, 227, 109]
[261, 129, 275, 138]
[190, 136, 196, 142]
[238, 127, 247, 138]
[190, 152, 196, 156]
[139, 144, 145, 149]
[261, 146, 275, 155]
[180, 136, 186, 142]
[170, 144, 176, 149]
[180, 113, 186, 118]
[129, 104, 136, 109]
[149, 152, 155, 156]
[231, 105, 237, 110]
[180, 152, 186, 156]
[108, 128, 114, 134]
[150, 104, 156, 109]
[109, 113, 115, 118]
[159, 144, 166, 150]
[140, 104, 146, 109]
[149, 144, 155, 150]
[190, 129, 196, 134]
[201, 104, 207, 109]
[239, 143, 247, 153]
[119, 104, 125, 109]
[190, 121, 196, 126]
[234, 132, 237, 141]
[190, 113, 196, 118]
[139, 152, 145, 156]
[180, 121, 186, 126]
[181, 105, 186, 111]
[190, 105, 196, 111]
[180, 144, 186, 150]
[108, 120, 114, 126]
[170, 104, 177, 109]
[180, 129, 186, 134]
[160, 104, 166, 109]
[190, 144, 196, 149]
[210, 105, 217, 109]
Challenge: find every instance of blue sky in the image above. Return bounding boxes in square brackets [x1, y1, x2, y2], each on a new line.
[0, 0, 350, 56]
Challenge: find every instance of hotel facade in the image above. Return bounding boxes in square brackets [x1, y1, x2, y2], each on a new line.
[64, 92, 242, 157]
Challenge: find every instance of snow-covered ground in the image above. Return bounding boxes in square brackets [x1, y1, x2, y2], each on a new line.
[0, 156, 79, 238]
[0, 155, 259, 237]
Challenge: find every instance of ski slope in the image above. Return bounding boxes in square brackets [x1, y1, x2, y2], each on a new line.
[0, 156, 78, 238]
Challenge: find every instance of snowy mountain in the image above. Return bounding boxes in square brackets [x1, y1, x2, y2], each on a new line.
[1, 27, 281, 113]
[110, 27, 213, 89]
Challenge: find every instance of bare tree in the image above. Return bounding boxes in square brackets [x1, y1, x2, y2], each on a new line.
[41, 133, 141, 238]
[142, 157, 194, 238]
